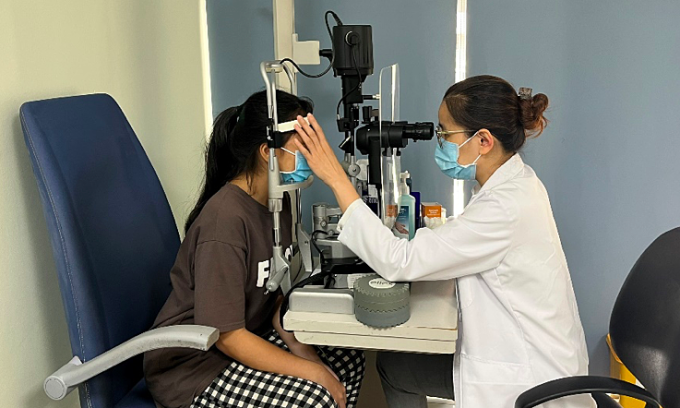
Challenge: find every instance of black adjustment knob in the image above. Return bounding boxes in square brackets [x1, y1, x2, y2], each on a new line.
[345, 31, 361, 46]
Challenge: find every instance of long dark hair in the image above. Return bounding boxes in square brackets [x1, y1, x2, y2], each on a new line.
[443, 75, 549, 153]
[185, 90, 313, 232]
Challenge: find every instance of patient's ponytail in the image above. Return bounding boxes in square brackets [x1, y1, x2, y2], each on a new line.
[184, 90, 313, 233]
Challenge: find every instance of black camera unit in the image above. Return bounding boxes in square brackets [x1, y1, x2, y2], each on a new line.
[326, 16, 434, 191]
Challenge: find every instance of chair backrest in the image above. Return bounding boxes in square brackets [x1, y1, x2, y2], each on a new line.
[609, 227, 680, 408]
[20, 94, 180, 408]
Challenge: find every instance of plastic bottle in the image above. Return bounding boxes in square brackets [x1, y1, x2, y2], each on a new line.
[393, 171, 416, 240]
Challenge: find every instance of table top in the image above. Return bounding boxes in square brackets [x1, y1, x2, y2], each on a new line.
[283, 279, 458, 354]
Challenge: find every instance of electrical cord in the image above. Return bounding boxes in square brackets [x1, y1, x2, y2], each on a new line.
[279, 229, 332, 331]
[275, 9, 360, 123]
[290, 228, 324, 283]
[290, 245, 304, 283]
[280, 57, 332, 79]
[280, 229, 370, 331]
[279, 269, 333, 332]
[277, 11, 340, 79]
[335, 43, 363, 117]
[326, 10, 343, 26]
[310, 229, 328, 269]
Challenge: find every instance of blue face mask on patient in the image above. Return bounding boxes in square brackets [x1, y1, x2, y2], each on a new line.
[280, 148, 312, 184]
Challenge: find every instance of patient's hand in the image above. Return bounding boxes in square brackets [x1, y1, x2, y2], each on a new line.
[272, 296, 336, 379]
[290, 343, 339, 381]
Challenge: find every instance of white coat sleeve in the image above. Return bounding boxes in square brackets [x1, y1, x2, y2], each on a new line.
[337, 193, 516, 282]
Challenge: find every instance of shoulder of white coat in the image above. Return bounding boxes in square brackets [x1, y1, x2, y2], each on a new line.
[468, 189, 519, 225]
[476, 173, 532, 223]
[495, 164, 545, 218]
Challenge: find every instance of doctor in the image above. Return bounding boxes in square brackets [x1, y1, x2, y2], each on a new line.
[293, 75, 593, 408]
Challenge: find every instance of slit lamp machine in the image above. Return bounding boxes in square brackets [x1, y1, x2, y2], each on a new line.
[261, 5, 434, 328]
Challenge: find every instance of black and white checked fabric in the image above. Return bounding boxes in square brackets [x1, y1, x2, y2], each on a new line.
[191, 330, 365, 408]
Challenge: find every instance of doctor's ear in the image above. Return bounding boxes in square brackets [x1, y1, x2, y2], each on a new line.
[476, 129, 495, 154]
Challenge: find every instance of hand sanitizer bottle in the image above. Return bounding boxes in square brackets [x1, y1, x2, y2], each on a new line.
[393, 171, 416, 240]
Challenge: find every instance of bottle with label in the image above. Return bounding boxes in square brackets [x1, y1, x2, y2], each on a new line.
[393, 171, 416, 240]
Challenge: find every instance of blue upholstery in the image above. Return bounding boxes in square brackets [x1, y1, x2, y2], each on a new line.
[20, 94, 180, 408]
[114, 379, 154, 408]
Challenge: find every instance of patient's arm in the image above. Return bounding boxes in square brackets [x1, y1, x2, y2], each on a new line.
[215, 327, 345, 407]
[215, 327, 321, 380]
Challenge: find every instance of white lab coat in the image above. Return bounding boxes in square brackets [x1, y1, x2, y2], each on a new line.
[338, 154, 594, 408]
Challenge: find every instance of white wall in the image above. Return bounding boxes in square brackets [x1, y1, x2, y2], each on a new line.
[0, 1, 211, 406]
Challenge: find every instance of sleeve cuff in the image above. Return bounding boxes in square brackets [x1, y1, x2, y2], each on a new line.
[337, 199, 363, 231]
[214, 320, 246, 334]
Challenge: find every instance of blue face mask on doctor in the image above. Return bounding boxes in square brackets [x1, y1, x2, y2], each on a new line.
[280, 147, 313, 183]
[434, 130, 482, 180]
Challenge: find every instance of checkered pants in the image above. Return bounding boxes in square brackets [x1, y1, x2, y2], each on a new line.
[190, 330, 365, 408]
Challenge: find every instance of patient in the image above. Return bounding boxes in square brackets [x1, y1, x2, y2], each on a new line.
[143, 90, 365, 408]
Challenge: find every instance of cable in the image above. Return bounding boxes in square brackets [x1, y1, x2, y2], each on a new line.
[311, 230, 328, 269]
[277, 11, 340, 80]
[280, 57, 332, 79]
[280, 227, 370, 331]
[326, 10, 343, 26]
[289, 230, 328, 286]
[280, 230, 329, 331]
[325, 10, 342, 48]
[290, 246, 304, 283]
[335, 43, 363, 117]
[279, 269, 333, 331]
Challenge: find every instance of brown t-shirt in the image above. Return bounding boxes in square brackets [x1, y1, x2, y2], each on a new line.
[143, 183, 293, 408]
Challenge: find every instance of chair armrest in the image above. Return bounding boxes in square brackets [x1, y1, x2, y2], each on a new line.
[44, 325, 219, 400]
[514, 376, 660, 408]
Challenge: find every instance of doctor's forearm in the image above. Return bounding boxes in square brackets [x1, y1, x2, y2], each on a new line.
[329, 177, 360, 213]
[337, 200, 442, 282]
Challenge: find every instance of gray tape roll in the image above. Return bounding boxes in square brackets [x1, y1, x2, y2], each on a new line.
[353, 274, 410, 328]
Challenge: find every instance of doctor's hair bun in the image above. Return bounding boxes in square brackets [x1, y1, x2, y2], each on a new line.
[519, 92, 549, 138]
[443, 75, 550, 154]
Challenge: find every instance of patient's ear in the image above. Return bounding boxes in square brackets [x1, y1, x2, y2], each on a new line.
[259, 143, 270, 165]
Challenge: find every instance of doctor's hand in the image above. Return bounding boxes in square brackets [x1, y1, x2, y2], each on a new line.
[294, 114, 360, 212]
[293, 114, 346, 188]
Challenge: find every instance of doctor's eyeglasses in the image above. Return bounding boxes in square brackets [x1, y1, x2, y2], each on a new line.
[435, 126, 475, 148]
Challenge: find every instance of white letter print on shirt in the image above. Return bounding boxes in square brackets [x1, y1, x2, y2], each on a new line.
[256, 260, 270, 288]
[256, 245, 294, 288]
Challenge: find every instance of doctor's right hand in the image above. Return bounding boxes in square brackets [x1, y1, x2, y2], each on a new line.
[293, 114, 347, 188]
[311, 363, 347, 408]
[294, 114, 361, 213]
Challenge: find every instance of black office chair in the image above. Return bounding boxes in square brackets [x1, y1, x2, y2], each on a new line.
[516, 227, 680, 408]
